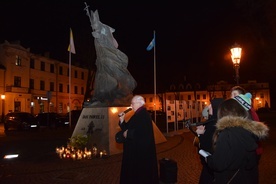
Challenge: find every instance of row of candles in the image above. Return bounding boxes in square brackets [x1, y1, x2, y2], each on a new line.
[56, 145, 108, 160]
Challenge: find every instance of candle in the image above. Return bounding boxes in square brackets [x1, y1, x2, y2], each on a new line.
[100, 151, 103, 158]
[71, 153, 76, 160]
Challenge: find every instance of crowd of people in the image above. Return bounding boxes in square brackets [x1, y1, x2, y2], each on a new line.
[116, 86, 269, 184]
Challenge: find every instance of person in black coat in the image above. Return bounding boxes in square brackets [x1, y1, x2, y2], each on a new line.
[196, 98, 224, 184]
[118, 95, 159, 184]
[205, 95, 269, 184]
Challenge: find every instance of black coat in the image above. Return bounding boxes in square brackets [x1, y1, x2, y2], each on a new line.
[119, 107, 159, 184]
[206, 116, 269, 184]
[197, 98, 224, 184]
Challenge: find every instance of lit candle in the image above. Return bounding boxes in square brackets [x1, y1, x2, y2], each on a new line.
[87, 151, 92, 159]
[71, 153, 76, 160]
[100, 151, 103, 158]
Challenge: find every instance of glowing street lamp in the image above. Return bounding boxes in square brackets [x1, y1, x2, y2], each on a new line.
[230, 43, 242, 85]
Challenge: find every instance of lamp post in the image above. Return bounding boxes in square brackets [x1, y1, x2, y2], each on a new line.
[230, 43, 242, 85]
[1, 94, 5, 123]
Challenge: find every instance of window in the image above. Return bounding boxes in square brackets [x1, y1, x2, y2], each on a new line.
[81, 87, 84, 95]
[15, 55, 21, 66]
[29, 79, 34, 89]
[50, 64, 54, 73]
[59, 83, 63, 92]
[67, 85, 69, 93]
[188, 95, 191, 100]
[74, 86, 78, 94]
[74, 70, 78, 78]
[50, 82, 54, 91]
[81, 72, 84, 79]
[59, 66, 63, 75]
[197, 94, 200, 100]
[40, 80, 45, 90]
[14, 76, 21, 87]
[203, 94, 206, 100]
[150, 97, 153, 102]
[41, 61, 45, 71]
[30, 58, 35, 69]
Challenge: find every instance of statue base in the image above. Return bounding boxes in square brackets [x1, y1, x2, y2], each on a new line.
[71, 107, 167, 155]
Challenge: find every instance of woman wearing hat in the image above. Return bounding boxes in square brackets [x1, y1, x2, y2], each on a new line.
[203, 93, 269, 184]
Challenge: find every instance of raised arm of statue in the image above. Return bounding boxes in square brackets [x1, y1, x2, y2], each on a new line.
[84, 3, 118, 48]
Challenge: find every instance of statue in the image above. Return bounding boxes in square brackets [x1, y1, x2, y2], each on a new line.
[84, 3, 137, 107]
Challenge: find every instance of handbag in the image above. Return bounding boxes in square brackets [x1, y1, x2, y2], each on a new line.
[115, 130, 126, 143]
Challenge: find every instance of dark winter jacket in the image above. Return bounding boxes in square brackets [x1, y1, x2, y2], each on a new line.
[207, 116, 269, 184]
[198, 98, 224, 155]
[119, 107, 159, 184]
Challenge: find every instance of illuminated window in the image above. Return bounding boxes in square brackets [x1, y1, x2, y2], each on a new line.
[15, 55, 21, 66]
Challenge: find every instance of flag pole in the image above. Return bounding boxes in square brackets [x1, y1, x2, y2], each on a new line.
[68, 28, 76, 128]
[69, 50, 72, 128]
[153, 30, 157, 124]
[146, 30, 156, 123]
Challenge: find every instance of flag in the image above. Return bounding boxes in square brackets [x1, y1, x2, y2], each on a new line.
[68, 28, 76, 54]
[146, 34, 155, 51]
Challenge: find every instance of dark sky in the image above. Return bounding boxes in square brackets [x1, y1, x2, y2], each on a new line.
[0, 1, 272, 94]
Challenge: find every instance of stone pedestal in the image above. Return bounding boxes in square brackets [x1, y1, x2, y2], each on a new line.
[72, 107, 167, 156]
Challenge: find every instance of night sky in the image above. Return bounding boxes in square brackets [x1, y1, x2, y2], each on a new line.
[1, 1, 276, 105]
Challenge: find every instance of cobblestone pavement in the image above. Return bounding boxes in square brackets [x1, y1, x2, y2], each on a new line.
[0, 113, 276, 184]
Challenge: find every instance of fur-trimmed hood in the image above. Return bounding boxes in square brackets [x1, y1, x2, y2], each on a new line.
[216, 116, 269, 140]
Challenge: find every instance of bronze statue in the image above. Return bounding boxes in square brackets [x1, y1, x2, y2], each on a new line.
[84, 3, 137, 107]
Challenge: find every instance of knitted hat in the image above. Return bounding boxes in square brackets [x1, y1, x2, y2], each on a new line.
[233, 92, 252, 111]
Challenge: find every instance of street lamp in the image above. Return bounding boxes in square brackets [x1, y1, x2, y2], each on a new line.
[230, 43, 242, 85]
[1, 94, 5, 122]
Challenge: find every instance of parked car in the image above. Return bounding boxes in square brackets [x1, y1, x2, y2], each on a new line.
[36, 112, 69, 128]
[4, 112, 39, 131]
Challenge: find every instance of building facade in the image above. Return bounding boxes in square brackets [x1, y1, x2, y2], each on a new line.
[142, 80, 270, 117]
[0, 41, 270, 119]
[0, 41, 89, 116]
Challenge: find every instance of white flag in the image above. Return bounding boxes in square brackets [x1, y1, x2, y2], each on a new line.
[68, 28, 76, 54]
